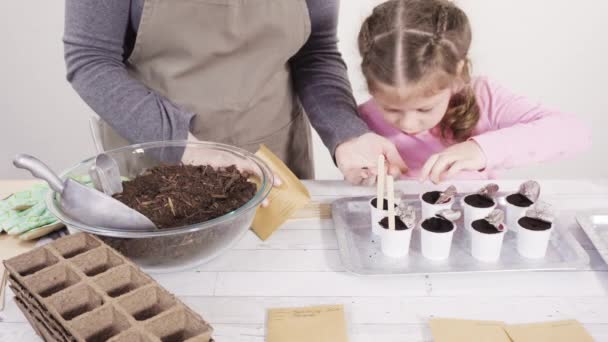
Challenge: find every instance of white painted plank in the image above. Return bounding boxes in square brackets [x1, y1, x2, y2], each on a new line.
[196, 230, 603, 274]
[281, 218, 334, 230]
[150, 271, 217, 296]
[350, 324, 433, 342]
[427, 271, 608, 297]
[570, 324, 608, 341]
[0, 288, 27, 323]
[233, 230, 338, 250]
[0, 322, 430, 342]
[197, 250, 344, 272]
[3, 321, 607, 342]
[214, 271, 607, 297]
[0, 323, 41, 342]
[210, 323, 432, 342]
[211, 324, 264, 342]
[215, 272, 428, 297]
[5, 294, 608, 326]
[211, 322, 608, 342]
[177, 296, 608, 325]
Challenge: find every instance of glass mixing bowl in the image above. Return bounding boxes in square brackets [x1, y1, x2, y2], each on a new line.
[46, 141, 272, 273]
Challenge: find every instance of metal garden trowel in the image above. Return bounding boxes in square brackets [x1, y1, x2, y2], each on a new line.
[89, 153, 123, 195]
[13, 154, 157, 232]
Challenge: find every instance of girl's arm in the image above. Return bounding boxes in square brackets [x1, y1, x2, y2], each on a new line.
[471, 77, 591, 170]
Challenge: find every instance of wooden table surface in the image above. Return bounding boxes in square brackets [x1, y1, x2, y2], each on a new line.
[1, 179, 607, 341]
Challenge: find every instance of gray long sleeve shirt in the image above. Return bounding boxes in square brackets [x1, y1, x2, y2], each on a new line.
[63, 0, 369, 155]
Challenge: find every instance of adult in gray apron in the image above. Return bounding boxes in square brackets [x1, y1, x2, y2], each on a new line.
[98, 0, 313, 178]
[65, 0, 406, 184]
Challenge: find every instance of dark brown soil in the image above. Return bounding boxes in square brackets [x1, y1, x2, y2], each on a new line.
[506, 193, 534, 207]
[379, 216, 410, 231]
[371, 198, 396, 211]
[464, 194, 495, 208]
[114, 164, 257, 229]
[518, 217, 552, 231]
[421, 217, 454, 233]
[422, 191, 441, 204]
[471, 219, 502, 234]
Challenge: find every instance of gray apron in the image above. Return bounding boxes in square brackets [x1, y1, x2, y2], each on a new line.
[98, 0, 315, 178]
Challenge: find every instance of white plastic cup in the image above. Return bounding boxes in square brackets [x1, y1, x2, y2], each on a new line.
[517, 219, 553, 258]
[419, 192, 454, 220]
[379, 222, 413, 258]
[369, 197, 396, 236]
[420, 220, 456, 260]
[463, 195, 497, 231]
[505, 197, 533, 233]
[470, 223, 505, 262]
[505, 202, 530, 233]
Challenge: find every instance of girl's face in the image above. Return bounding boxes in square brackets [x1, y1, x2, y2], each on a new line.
[372, 82, 453, 135]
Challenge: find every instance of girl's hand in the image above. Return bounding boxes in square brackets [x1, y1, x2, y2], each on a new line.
[336, 133, 408, 186]
[419, 140, 487, 184]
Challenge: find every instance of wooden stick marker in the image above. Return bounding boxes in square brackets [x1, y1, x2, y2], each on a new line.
[387, 175, 396, 231]
[377, 155, 385, 210]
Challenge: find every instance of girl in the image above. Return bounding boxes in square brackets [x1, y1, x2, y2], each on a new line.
[357, 0, 591, 184]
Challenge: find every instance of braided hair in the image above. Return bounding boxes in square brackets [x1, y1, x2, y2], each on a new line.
[358, 0, 480, 143]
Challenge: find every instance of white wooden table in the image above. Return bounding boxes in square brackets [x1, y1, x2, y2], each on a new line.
[1, 180, 608, 341]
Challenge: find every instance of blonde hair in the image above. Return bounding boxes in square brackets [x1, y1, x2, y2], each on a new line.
[358, 0, 480, 142]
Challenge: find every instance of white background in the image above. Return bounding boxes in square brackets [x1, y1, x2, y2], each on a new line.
[1, 0, 606, 179]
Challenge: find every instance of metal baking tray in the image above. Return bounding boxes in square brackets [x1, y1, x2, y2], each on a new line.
[576, 211, 608, 264]
[332, 195, 589, 275]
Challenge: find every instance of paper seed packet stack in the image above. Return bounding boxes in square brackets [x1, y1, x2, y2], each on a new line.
[3, 233, 214, 342]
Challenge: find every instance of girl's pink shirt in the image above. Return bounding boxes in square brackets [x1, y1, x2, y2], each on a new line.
[358, 77, 592, 179]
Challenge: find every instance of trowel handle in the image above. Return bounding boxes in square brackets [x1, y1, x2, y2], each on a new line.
[13, 154, 65, 193]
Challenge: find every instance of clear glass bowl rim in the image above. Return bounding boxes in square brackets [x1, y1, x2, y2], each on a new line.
[45, 140, 273, 238]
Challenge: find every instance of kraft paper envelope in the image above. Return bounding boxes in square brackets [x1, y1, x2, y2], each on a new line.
[430, 318, 512, 342]
[267, 304, 348, 342]
[505, 320, 593, 342]
[252, 145, 311, 240]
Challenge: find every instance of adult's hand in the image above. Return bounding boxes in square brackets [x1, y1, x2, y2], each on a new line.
[335, 133, 408, 186]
